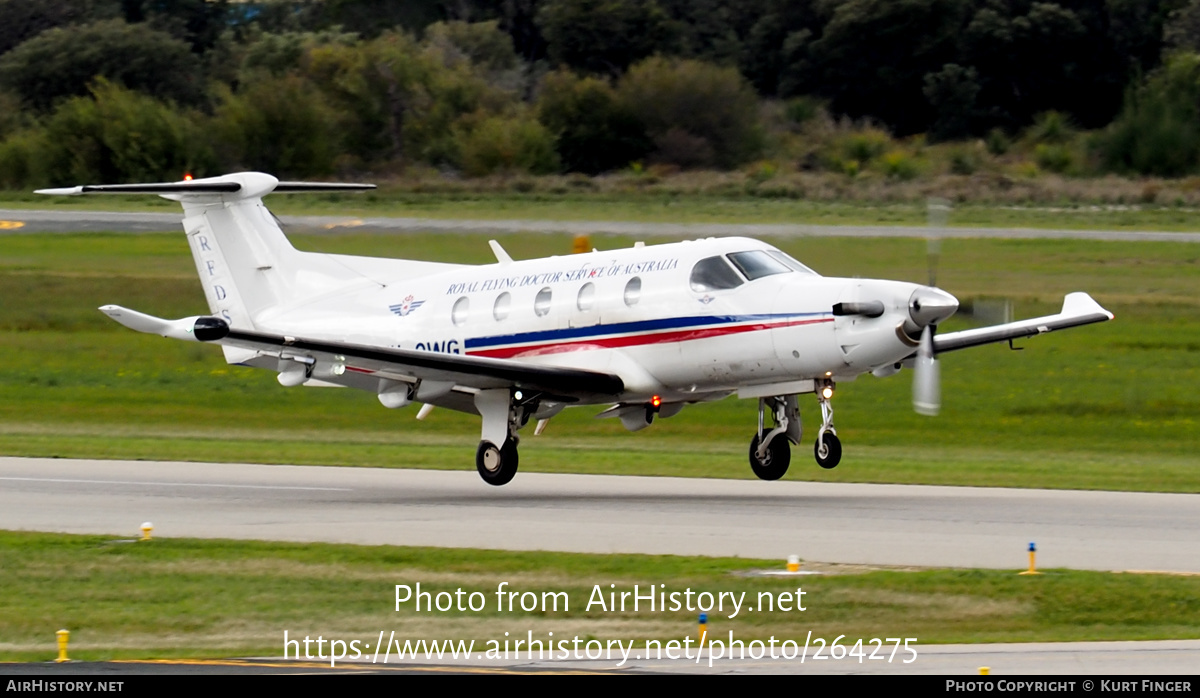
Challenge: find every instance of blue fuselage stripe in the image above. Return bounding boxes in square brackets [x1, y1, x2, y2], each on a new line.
[463, 312, 828, 350]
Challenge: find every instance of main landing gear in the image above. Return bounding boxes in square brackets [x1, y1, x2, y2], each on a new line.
[749, 395, 800, 480]
[748, 381, 841, 479]
[473, 388, 536, 486]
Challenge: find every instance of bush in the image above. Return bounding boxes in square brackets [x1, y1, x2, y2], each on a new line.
[1026, 111, 1075, 145]
[784, 97, 823, 126]
[948, 146, 979, 175]
[1099, 52, 1200, 177]
[1033, 143, 1073, 174]
[537, 70, 651, 174]
[456, 114, 560, 176]
[985, 128, 1010, 156]
[0, 80, 216, 187]
[617, 57, 762, 169]
[212, 75, 339, 178]
[881, 149, 920, 180]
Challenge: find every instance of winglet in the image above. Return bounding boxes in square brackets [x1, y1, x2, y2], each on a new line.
[1062, 292, 1114, 320]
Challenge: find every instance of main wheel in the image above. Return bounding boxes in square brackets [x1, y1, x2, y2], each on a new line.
[814, 431, 842, 469]
[476, 437, 519, 486]
[749, 433, 791, 481]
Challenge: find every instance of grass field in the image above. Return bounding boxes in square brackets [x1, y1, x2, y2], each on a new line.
[1, 531, 1197, 661]
[1, 230, 1198, 492]
[8, 187, 1200, 231]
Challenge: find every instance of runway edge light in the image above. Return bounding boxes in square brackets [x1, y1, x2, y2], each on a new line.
[787, 554, 800, 573]
[1019, 541, 1041, 576]
[140, 522, 153, 541]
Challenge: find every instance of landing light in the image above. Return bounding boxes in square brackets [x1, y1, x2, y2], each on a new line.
[821, 386, 834, 399]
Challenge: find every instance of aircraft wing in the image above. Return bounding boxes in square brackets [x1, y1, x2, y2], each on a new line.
[932, 292, 1113, 354]
[100, 305, 624, 405]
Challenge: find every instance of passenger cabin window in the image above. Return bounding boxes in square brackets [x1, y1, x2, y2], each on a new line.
[727, 250, 793, 280]
[689, 256, 743, 292]
[493, 292, 511, 321]
[534, 287, 553, 316]
[577, 282, 595, 311]
[452, 297, 469, 326]
[623, 277, 642, 306]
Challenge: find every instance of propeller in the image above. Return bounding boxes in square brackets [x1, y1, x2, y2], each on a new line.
[926, 197, 949, 288]
[908, 285, 956, 416]
[912, 325, 940, 416]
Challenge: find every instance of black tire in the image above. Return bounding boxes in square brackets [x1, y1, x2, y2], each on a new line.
[749, 433, 791, 481]
[814, 431, 842, 469]
[476, 437, 519, 486]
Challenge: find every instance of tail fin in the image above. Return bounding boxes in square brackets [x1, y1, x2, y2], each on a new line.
[38, 172, 375, 330]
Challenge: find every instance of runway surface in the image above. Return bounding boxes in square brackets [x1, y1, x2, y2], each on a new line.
[3, 208, 1200, 241]
[2, 457, 1197, 573]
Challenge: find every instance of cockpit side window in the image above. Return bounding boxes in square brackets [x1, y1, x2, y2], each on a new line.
[727, 250, 793, 280]
[689, 256, 744, 292]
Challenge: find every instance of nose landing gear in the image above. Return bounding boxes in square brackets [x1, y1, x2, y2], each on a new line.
[814, 381, 841, 469]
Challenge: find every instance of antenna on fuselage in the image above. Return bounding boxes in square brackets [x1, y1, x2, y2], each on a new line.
[488, 240, 514, 265]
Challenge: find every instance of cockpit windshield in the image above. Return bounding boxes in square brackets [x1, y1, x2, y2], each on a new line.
[727, 250, 794, 280]
[765, 250, 818, 276]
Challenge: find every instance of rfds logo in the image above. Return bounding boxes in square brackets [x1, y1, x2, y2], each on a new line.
[389, 295, 425, 317]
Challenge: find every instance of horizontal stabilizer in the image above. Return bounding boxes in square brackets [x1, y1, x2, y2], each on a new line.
[36, 172, 374, 198]
[37, 182, 240, 196]
[99, 305, 228, 342]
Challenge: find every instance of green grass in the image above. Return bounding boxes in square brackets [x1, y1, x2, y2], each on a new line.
[1, 531, 1197, 661]
[7, 188, 1200, 230]
[2, 231, 1198, 491]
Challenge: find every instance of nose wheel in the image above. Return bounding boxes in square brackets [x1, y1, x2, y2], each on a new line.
[814, 381, 842, 469]
[814, 431, 841, 469]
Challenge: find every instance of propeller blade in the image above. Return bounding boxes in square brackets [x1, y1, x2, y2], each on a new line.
[913, 325, 941, 416]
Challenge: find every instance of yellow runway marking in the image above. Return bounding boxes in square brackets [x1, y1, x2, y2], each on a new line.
[0, 220, 25, 229]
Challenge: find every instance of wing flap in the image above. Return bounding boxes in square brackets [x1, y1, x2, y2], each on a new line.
[933, 292, 1113, 354]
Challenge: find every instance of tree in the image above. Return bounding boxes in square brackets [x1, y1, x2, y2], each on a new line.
[537, 70, 650, 173]
[0, 80, 215, 186]
[0, 19, 203, 111]
[1100, 51, 1200, 176]
[0, 0, 120, 55]
[924, 63, 980, 141]
[538, 0, 668, 76]
[617, 57, 761, 169]
[808, 0, 969, 136]
[212, 74, 339, 177]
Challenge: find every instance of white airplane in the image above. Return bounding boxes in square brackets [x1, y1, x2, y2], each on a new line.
[38, 172, 1114, 485]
